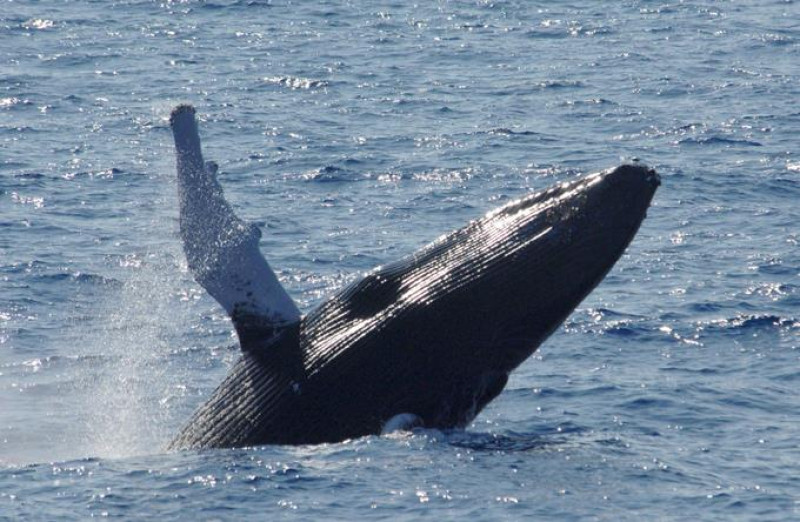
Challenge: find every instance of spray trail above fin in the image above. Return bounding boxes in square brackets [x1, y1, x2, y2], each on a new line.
[169, 104, 300, 348]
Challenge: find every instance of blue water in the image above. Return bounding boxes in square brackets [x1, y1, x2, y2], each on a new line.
[1, 0, 798, 519]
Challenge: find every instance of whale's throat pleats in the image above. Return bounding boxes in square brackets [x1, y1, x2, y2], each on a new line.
[169, 105, 301, 348]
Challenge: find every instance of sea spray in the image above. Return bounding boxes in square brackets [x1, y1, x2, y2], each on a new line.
[78, 249, 191, 458]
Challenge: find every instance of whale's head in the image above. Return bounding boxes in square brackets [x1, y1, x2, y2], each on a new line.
[304, 164, 660, 431]
[462, 163, 660, 370]
[331, 164, 660, 373]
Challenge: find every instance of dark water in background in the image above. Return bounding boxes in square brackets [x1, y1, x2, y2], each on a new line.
[1, 0, 798, 518]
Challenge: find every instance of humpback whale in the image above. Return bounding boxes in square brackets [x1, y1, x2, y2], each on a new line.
[167, 105, 659, 450]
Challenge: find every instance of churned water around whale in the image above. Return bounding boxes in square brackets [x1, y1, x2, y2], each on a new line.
[1, 1, 798, 519]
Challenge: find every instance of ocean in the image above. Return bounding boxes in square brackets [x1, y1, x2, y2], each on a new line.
[1, 0, 798, 519]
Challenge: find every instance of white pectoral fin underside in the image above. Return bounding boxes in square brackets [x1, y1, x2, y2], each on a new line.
[169, 105, 300, 347]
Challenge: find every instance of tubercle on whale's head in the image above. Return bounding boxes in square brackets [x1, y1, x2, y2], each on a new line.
[535, 164, 659, 272]
[643, 165, 661, 188]
[578, 164, 660, 233]
[479, 164, 658, 253]
[602, 163, 660, 193]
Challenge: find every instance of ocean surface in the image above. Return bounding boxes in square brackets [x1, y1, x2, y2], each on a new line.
[1, 0, 798, 519]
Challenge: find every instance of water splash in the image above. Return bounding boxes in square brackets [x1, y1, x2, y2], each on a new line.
[78, 249, 194, 460]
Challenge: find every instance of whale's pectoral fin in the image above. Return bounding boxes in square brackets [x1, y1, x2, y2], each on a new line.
[169, 105, 301, 349]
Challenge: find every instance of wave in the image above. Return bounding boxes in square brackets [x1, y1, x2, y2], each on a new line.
[485, 128, 540, 136]
[0, 353, 111, 372]
[556, 98, 617, 107]
[0, 97, 34, 109]
[30, 272, 121, 287]
[300, 165, 365, 182]
[445, 430, 562, 452]
[678, 136, 763, 147]
[702, 314, 798, 333]
[262, 76, 329, 90]
[563, 308, 650, 337]
[0, 265, 121, 287]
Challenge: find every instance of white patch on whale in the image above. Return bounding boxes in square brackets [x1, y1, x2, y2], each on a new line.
[382, 413, 424, 435]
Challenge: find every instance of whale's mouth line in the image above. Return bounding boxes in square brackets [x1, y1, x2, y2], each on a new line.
[167, 105, 658, 450]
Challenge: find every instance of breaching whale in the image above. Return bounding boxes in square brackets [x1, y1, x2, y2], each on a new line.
[167, 104, 659, 450]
